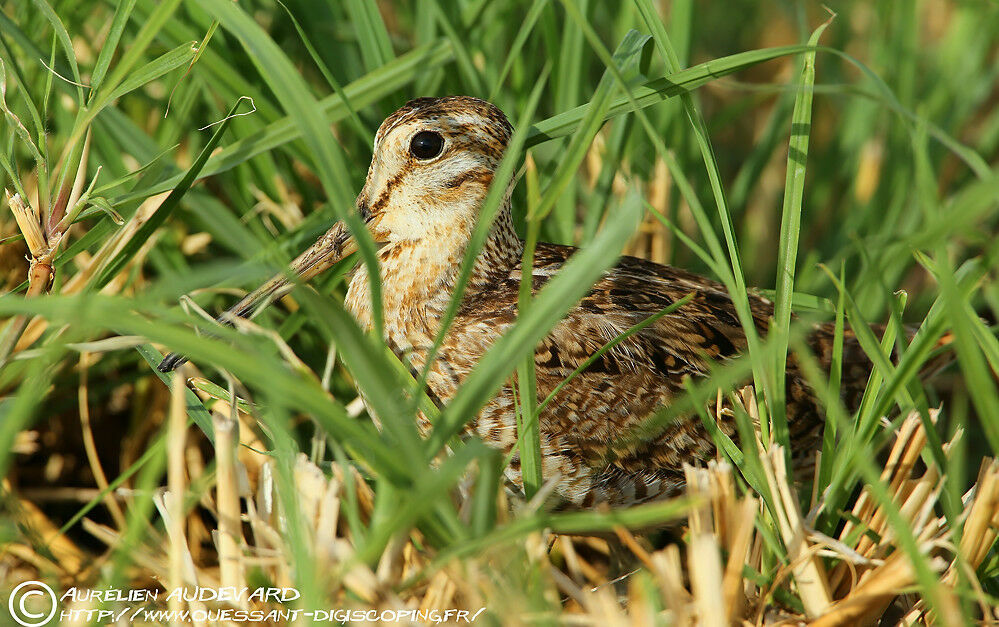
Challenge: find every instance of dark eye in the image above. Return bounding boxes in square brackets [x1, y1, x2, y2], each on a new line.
[409, 131, 445, 160]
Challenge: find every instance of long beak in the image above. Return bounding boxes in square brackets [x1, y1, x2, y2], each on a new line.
[157, 219, 360, 373]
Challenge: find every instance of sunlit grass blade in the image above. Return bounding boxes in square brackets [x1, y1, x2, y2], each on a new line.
[513, 151, 543, 499]
[354, 441, 489, 563]
[818, 263, 847, 489]
[580, 110, 633, 243]
[632, 0, 788, 445]
[75, 0, 183, 142]
[426, 1, 485, 96]
[0, 37, 47, 150]
[135, 343, 214, 438]
[103, 42, 197, 105]
[470, 448, 503, 537]
[294, 289, 423, 469]
[788, 341, 952, 618]
[936, 249, 999, 451]
[423, 495, 695, 572]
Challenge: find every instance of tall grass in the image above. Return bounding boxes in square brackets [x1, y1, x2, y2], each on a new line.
[1, 0, 997, 623]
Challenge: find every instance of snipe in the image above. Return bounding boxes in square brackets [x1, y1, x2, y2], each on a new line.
[160, 96, 878, 508]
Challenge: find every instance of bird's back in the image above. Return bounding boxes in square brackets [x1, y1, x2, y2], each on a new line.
[432, 242, 873, 508]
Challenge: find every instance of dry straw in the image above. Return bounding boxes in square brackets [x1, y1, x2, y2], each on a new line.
[9, 386, 994, 624]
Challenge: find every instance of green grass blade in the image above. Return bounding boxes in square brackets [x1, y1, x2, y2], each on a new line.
[103, 42, 197, 105]
[817, 263, 847, 489]
[203, 0, 385, 336]
[135, 343, 215, 438]
[526, 43, 817, 146]
[89, 0, 137, 94]
[344, 0, 394, 72]
[29, 0, 83, 98]
[514, 153, 544, 498]
[294, 289, 424, 469]
[488, 0, 548, 101]
[0, 293, 410, 483]
[633, 0, 772, 429]
[937, 249, 999, 451]
[533, 28, 649, 223]
[276, 0, 372, 145]
[81, 0, 183, 133]
[769, 17, 831, 449]
[0, 34, 47, 145]
[427, 1, 485, 96]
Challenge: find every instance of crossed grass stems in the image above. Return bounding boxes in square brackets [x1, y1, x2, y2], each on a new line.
[1, 0, 997, 621]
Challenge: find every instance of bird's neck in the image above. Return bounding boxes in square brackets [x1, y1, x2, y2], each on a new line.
[345, 204, 522, 344]
[470, 205, 523, 289]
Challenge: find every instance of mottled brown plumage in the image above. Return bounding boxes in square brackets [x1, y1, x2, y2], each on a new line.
[161, 96, 877, 508]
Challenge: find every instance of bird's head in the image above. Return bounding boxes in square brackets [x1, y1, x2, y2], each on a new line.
[357, 96, 513, 243]
[157, 96, 517, 374]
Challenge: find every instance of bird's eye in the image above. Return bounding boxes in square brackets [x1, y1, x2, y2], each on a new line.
[409, 131, 445, 160]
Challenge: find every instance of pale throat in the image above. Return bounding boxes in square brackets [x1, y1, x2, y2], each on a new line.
[344, 204, 523, 346]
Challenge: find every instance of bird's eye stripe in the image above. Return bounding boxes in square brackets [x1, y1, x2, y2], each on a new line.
[445, 169, 492, 189]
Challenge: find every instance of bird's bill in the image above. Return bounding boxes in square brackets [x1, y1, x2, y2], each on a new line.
[224, 219, 360, 321]
[157, 219, 363, 373]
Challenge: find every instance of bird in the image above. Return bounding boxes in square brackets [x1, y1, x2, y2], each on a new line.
[160, 95, 882, 509]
